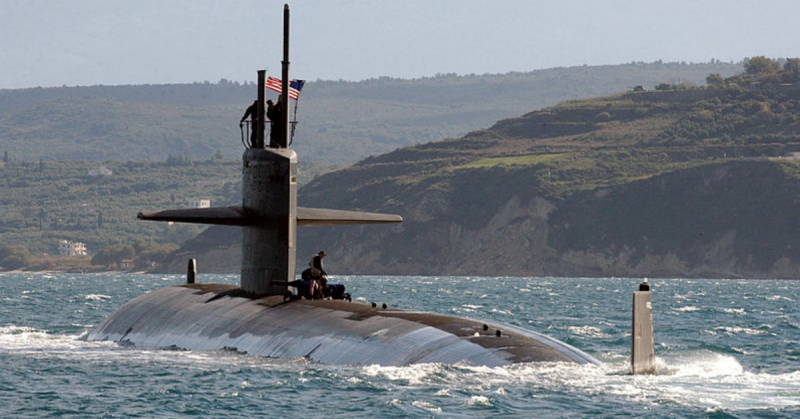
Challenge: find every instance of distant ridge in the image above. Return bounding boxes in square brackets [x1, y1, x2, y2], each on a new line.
[0, 62, 741, 164]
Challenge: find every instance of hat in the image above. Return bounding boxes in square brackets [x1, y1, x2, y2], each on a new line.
[318, 251, 326, 256]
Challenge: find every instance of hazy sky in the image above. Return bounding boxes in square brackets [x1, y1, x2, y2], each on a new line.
[3, 0, 800, 89]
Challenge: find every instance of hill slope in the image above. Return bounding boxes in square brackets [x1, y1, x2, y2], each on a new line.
[0, 62, 741, 164]
[0, 159, 333, 259]
[163, 86, 800, 278]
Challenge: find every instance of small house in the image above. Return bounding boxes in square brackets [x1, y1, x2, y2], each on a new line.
[187, 199, 211, 208]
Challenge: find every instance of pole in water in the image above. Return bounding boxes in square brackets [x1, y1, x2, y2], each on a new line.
[631, 278, 655, 374]
[187, 259, 197, 284]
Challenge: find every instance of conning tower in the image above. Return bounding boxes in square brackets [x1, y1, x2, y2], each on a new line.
[137, 5, 401, 294]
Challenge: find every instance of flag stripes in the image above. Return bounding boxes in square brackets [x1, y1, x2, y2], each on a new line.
[266, 76, 303, 100]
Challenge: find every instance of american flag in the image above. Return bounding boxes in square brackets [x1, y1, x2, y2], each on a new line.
[266, 76, 304, 100]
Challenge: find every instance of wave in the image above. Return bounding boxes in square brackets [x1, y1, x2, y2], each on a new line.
[714, 325, 772, 336]
[356, 353, 800, 412]
[721, 308, 746, 315]
[567, 325, 609, 338]
[675, 305, 701, 312]
[0, 324, 113, 353]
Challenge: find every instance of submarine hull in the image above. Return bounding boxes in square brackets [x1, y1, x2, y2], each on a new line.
[87, 283, 600, 366]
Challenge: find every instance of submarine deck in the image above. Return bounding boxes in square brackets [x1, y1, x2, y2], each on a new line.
[88, 283, 600, 366]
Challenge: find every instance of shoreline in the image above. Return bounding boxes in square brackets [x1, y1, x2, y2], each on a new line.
[1, 269, 150, 275]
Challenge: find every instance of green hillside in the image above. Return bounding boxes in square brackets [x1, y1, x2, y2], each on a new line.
[0, 61, 741, 164]
[164, 62, 800, 278]
[0, 158, 334, 269]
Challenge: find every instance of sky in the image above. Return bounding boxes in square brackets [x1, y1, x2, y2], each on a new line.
[3, 0, 800, 89]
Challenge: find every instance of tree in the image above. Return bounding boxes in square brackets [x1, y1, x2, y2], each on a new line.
[744, 56, 781, 75]
[91, 244, 135, 267]
[783, 58, 800, 82]
[116, 245, 135, 261]
[706, 73, 725, 88]
[136, 243, 179, 267]
[0, 245, 32, 270]
[91, 248, 113, 266]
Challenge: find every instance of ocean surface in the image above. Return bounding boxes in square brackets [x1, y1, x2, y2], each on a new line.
[0, 274, 798, 418]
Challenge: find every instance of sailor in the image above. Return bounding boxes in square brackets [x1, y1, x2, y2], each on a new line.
[267, 95, 285, 148]
[239, 100, 261, 147]
[309, 251, 326, 299]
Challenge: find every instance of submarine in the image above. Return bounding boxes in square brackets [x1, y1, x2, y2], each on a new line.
[88, 4, 600, 367]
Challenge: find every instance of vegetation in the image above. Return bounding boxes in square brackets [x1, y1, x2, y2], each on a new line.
[0, 61, 742, 165]
[0, 245, 32, 270]
[0, 158, 336, 270]
[707, 56, 800, 90]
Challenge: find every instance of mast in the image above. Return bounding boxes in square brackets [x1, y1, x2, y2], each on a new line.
[280, 4, 290, 149]
[256, 70, 266, 149]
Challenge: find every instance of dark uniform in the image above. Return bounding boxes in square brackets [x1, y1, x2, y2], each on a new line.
[267, 96, 285, 148]
[309, 251, 327, 299]
[240, 100, 262, 147]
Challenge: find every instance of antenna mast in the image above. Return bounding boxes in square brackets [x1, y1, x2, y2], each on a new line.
[280, 4, 291, 148]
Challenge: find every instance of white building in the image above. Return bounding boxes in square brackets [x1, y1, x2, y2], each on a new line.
[186, 199, 211, 208]
[59, 240, 88, 257]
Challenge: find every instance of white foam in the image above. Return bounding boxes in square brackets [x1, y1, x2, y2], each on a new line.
[361, 363, 444, 384]
[715, 326, 771, 336]
[467, 395, 492, 406]
[354, 353, 800, 412]
[0, 325, 114, 354]
[568, 325, 609, 338]
[490, 308, 513, 316]
[722, 308, 746, 315]
[675, 306, 701, 312]
[766, 295, 794, 302]
[670, 353, 744, 377]
[411, 400, 442, 412]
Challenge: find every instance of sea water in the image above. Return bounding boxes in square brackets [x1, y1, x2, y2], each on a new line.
[0, 274, 798, 418]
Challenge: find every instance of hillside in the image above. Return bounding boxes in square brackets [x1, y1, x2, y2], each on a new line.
[0, 62, 741, 164]
[0, 158, 334, 260]
[163, 85, 800, 279]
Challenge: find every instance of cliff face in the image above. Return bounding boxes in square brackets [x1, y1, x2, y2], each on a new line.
[166, 159, 800, 279]
[162, 88, 800, 279]
[159, 226, 240, 274]
[548, 161, 800, 278]
[293, 160, 799, 279]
